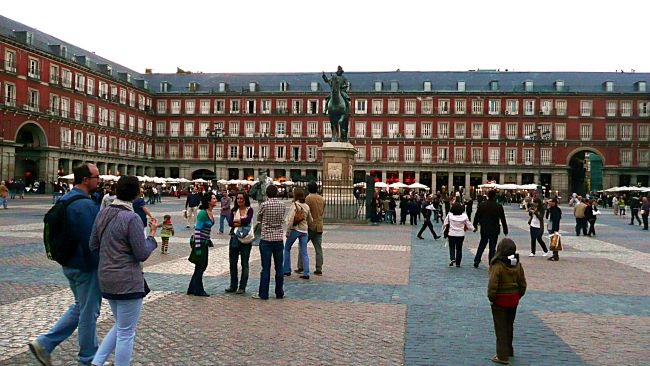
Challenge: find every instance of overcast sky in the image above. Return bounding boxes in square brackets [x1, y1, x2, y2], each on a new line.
[1, 0, 648, 74]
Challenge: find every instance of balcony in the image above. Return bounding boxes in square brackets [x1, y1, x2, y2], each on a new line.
[2, 60, 17, 73]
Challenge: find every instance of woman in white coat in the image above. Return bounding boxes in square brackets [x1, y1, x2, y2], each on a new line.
[443, 203, 475, 267]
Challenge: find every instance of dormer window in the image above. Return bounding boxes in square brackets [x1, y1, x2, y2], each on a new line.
[636, 81, 647, 92]
[524, 80, 534, 92]
[218, 82, 227, 92]
[554, 80, 565, 91]
[249, 82, 257, 92]
[457, 81, 466, 92]
[310, 81, 319, 92]
[189, 82, 199, 92]
[604, 81, 614, 92]
[374, 81, 383, 92]
[160, 81, 170, 92]
[280, 81, 289, 92]
[390, 81, 399, 92]
[423, 81, 432, 92]
[489, 80, 498, 91]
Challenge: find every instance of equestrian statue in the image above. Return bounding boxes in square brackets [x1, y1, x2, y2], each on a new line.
[322, 66, 351, 142]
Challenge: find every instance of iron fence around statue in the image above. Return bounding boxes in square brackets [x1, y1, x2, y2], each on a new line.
[294, 179, 365, 223]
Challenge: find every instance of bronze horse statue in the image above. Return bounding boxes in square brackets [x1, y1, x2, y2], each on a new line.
[326, 75, 350, 142]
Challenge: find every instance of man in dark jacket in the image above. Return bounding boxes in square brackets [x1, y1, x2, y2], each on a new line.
[417, 195, 440, 240]
[29, 163, 101, 366]
[641, 197, 650, 230]
[472, 190, 509, 268]
[629, 196, 642, 226]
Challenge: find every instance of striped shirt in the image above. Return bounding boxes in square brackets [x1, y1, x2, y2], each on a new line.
[257, 198, 286, 242]
[194, 210, 214, 248]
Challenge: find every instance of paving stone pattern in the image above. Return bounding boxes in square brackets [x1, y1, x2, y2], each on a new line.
[0, 197, 648, 365]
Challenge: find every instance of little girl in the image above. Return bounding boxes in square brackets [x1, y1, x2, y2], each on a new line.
[157, 214, 175, 254]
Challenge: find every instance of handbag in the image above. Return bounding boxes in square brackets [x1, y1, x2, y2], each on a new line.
[233, 209, 255, 244]
[549, 233, 563, 251]
[292, 203, 305, 226]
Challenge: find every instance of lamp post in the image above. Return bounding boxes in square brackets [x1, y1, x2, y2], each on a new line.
[206, 127, 224, 182]
[526, 128, 551, 198]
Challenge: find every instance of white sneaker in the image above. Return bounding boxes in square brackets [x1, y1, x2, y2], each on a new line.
[543, 252, 550, 257]
[528, 253, 536, 257]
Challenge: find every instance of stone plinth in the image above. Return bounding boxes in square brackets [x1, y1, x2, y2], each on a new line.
[320, 142, 356, 181]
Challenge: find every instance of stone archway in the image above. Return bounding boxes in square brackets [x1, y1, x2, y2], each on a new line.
[567, 149, 605, 195]
[191, 169, 215, 180]
[14, 122, 50, 185]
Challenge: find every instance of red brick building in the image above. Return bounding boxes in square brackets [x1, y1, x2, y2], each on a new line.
[1, 15, 649, 197]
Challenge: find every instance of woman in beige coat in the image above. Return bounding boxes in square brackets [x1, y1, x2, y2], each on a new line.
[283, 187, 313, 279]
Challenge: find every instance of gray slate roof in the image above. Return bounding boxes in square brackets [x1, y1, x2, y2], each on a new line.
[2, 15, 649, 94]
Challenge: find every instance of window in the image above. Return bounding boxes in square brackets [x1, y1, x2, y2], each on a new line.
[49, 64, 60, 84]
[229, 121, 240, 136]
[488, 123, 500, 140]
[292, 99, 302, 114]
[372, 122, 383, 138]
[438, 99, 450, 114]
[108, 110, 116, 127]
[539, 123, 552, 139]
[275, 145, 285, 160]
[390, 81, 399, 92]
[438, 121, 449, 138]
[471, 148, 483, 163]
[471, 99, 483, 115]
[620, 100, 632, 116]
[405, 122, 416, 138]
[387, 146, 399, 162]
[580, 100, 592, 116]
[97, 106, 106, 125]
[197, 100, 209, 115]
[74, 130, 83, 147]
[246, 99, 256, 114]
[506, 99, 519, 115]
[230, 99, 240, 114]
[291, 121, 302, 137]
[437, 147, 449, 163]
[421, 147, 432, 162]
[245, 121, 255, 137]
[171, 100, 181, 114]
[146, 120, 153, 135]
[620, 124, 633, 141]
[120, 139, 128, 154]
[372, 100, 383, 114]
[128, 115, 135, 132]
[488, 148, 500, 165]
[506, 148, 517, 165]
[454, 122, 466, 139]
[524, 80, 534, 92]
[457, 81, 466, 92]
[75, 73, 85, 91]
[604, 81, 614, 92]
[355, 99, 367, 114]
[262, 100, 271, 114]
[404, 146, 415, 162]
[245, 145, 255, 160]
[638, 101, 649, 117]
[230, 145, 240, 159]
[184, 121, 195, 136]
[355, 121, 366, 137]
[60, 128, 71, 147]
[28, 57, 40, 79]
[98, 135, 107, 152]
[423, 81, 432, 91]
[137, 118, 144, 133]
[119, 89, 127, 104]
[490, 80, 499, 91]
[86, 78, 95, 95]
[169, 121, 179, 136]
[307, 99, 319, 115]
[215, 99, 225, 114]
[49, 94, 60, 115]
[259, 145, 269, 159]
[185, 100, 195, 114]
[290, 146, 301, 161]
[98, 81, 108, 98]
[61, 69, 72, 88]
[260, 121, 270, 136]
[74, 101, 83, 121]
[421, 122, 432, 138]
[606, 124, 618, 140]
[388, 99, 399, 114]
[540, 148, 552, 165]
[523, 148, 534, 165]
[371, 146, 382, 161]
[638, 150, 650, 166]
[422, 99, 433, 114]
[154, 144, 164, 158]
[129, 92, 135, 108]
[388, 121, 399, 138]
[310, 81, 319, 92]
[307, 121, 318, 137]
[620, 149, 632, 165]
[454, 99, 466, 114]
[86, 104, 94, 123]
[197, 121, 209, 137]
[4, 49, 16, 72]
[374, 81, 383, 92]
[198, 145, 208, 159]
[454, 147, 465, 163]
[323, 122, 332, 138]
[488, 99, 501, 115]
[137, 142, 144, 156]
[405, 99, 416, 114]
[555, 123, 566, 141]
[639, 125, 650, 141]
[307, 146, 317, 161]
[606, 101, 617, 116]
[541, 99, 553, 115]
[276, 99, 288, 114]
[157, 100, 167, 114]
[3, 82, 15, 106]
[580, 124, 592, 140]
[156, 121, 166, 136]
[522, 123, 535, 137]
[61, 97, 69, 118]
[505, 123, 517, 139]
[472, 122, 483, 139]
[276, 121, 286, 137]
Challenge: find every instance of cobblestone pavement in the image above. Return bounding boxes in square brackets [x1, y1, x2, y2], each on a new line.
[0, 196, 648, 365]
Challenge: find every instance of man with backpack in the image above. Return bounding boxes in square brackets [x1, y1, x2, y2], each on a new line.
[29, 163, 101, 366]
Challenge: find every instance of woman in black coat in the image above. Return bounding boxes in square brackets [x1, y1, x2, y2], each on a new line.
[585, 199, 599, 236]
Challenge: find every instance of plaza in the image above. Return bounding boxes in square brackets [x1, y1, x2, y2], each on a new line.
[0, 196, 648, 365]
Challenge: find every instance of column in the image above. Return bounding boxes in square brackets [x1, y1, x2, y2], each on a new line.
[414, 171, 420, 183]
[398, 170, 404, 182]
[432, 172, 437, 193]
[482, 172, 488, 184]
[499, 173, 505, 184]
[464, 172, 471, 196]
[516, 173, 523, 185]
[447, 173, 453, 193]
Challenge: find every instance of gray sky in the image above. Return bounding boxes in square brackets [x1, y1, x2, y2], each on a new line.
[1, 0, 647, 74]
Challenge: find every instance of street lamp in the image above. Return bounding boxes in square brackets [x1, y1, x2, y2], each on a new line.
[525, 128, 551, 198]
[206, 127, 224, 182]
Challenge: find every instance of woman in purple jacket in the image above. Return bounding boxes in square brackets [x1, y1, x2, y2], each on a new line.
[90, 176, 157, 366]
[225, 191, 254, 294]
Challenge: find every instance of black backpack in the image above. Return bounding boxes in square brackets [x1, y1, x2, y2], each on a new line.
[43, 195, 89, 265]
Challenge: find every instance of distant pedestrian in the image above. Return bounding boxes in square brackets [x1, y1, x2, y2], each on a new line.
[545, 198, 562, 261]
[527, 198, 549, 257]
[185, 188, 202, 228]
[219, 189, 232, 234]
[488, 238, 527, 365]
[444, 203, 474, 267]
[297, 181, 325, 275]
[640, 197, 650, 230]
[408, 198, 419, 225]
[254, 185, 286, 300]
[465, 198, 474, 221]
[156, 214, 175, 254]
[0, 181, 8, 209]
[618, 197, 626, 215]
[573, 198, 588, 236]
[585, 199, 599, 236]
[100, 185, 117, 210]
[399, 196, 408, 225]
[133, 189, 154, 229]
[473, 190, 509, 268]
[388, 196, 397, 224]
[417, 196, 440, 240]
[612, 196, 619, 215]
[629, 196, 642, 226]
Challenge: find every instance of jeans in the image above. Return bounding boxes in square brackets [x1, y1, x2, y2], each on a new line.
[0, 197, 6, 209]
[219, 214, 230, 233]
[229, 241, 252, 290]
[448, 235, 465, 265]
[642, 214, 649, 229]
[417, 217, 439, 239]
[284, 230, 309, 276]
[37, 267, 102, 365]
[298, 230, 323, 272]
[187, 248, 208, 295]
[385, 210, 393, 223]
[52, 192, 61, 204]
[575, 218, 588, 236]
[474, 233, 499, 265]
[92, 298, 143, 366]
[259, 240, 284, 299]
[529, 227, 548, 254]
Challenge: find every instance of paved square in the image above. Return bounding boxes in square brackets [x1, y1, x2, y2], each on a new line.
[0, 196, 648, 365]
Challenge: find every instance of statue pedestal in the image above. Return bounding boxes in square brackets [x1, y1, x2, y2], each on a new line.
[320, 142, 356, 181]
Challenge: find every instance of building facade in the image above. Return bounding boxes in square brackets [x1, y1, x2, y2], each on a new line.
[1, 15, 649, 197]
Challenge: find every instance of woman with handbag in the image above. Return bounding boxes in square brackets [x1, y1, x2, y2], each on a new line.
[225, 192, 254, 294]
[283, 187, 313, 279]
[89, 175, 158, 366]
[545, 198, 562, 261]
[443, 203, 474, 267]
[585, 198, 600, 236]
[187, 193, 217, 297]
[528, 198, 549, 257]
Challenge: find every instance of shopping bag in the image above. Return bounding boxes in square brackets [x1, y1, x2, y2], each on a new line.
[549, 233, 563, 251]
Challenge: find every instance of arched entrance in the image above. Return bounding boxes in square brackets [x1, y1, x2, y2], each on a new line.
[568, 150, 604, 195]
[191, 169, 215, 180]
[14, 123, 49, 186]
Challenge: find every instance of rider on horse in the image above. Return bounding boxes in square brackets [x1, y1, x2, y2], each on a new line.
[323, 66, 350, 114]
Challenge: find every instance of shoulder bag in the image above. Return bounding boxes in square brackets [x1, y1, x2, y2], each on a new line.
[292, 203, 306, 226]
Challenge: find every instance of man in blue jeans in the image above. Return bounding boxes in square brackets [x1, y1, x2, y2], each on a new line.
[29, 163, 101, 366]
[254, 185, 286, 300]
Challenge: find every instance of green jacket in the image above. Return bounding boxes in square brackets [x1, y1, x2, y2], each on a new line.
[487, 260, 527, 302]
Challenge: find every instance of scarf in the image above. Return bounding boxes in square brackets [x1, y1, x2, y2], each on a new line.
[111, 198, 134, 212]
